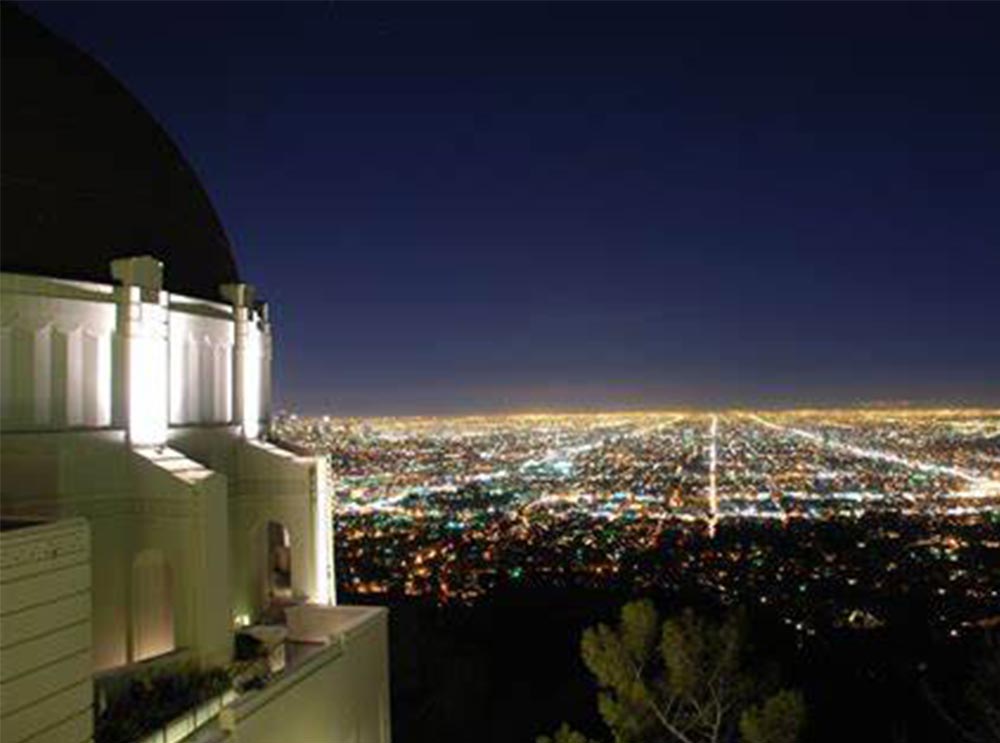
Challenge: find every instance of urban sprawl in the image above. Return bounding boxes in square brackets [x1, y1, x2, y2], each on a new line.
[275, 410, 1000, 638]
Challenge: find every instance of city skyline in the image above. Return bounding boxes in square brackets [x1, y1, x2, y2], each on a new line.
[23, 1, 1000, 414]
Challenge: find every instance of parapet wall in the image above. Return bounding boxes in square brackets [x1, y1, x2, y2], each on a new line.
[0, 271, 270, 436]
[225, 607, 390, 743]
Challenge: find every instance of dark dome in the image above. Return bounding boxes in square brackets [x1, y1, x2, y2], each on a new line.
[1, 3, 239, 300]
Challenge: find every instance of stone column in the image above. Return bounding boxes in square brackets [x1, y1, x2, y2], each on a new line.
[111, 256, 168, 446]
[220, 283, 261, 439]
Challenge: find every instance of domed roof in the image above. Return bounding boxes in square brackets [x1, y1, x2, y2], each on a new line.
[1, 4, 239, 300]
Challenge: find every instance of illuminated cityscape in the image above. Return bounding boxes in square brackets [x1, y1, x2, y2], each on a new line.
[4, 1, 998, 740]
[274, 409, 1000, 639]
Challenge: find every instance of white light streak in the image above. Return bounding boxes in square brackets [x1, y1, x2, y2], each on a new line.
[707, 414, 719, 536]
[748, 414, 1000, 498]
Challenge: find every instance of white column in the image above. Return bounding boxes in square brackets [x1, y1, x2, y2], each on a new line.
[111, 256, 169, 447]
[311, 456, 336, 605]
[221, 283, 263, 439]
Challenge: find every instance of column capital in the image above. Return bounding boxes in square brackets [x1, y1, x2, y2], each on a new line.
[220, 283, 256, 309]
[110, 255, 163, 301]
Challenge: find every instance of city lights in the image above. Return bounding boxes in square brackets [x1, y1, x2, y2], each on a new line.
[274, 408, 1000, 637]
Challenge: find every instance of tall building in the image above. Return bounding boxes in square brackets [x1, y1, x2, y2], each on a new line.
[0, 5, 390, 743]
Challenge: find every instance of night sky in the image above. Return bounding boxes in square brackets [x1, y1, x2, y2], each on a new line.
[22, 2, 1000, 414]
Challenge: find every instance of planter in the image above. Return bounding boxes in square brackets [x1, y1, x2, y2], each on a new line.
[133, 691, 232, 743]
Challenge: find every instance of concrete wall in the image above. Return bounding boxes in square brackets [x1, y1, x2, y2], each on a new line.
[0, 432, 231, 669]
[0, 518, 93, 743]
[0, 269, 382, 743]
[228, 608, 390, 743]
[130, 447, 233, 667]
[0, 274, 115, 431]
[168, 299, 235, 427]
[0, 271, 269, 437]
[167, 428, 335, 622]
[0, 268, 275, 668]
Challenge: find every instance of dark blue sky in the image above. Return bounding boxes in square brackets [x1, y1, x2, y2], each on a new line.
[24, 2, 1000, 414]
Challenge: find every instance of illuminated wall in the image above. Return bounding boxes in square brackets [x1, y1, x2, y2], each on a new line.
[226, 607, 390, 743]
[168, 302, 234, 426]
[1, 258, 338, 678]
[0, 433, 232, 669]
[130, 549, 175, 662]
[0, 274, 115, 431]
[0, 264, 269, 439]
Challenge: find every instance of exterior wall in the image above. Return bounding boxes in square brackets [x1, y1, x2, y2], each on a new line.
[0, 267, 389, 742]
[227, 608, 390, 743]
[230, 440, 334, 616]
[0, 518, 93, 743]
[1, 268, 268, 664]
[0, 271, 268, 438]
[168, 298, 234, 427]
[130, 447, 233, 666]
[167, 428, 335, 622]
[0, 432, 129, 669]
[0, 274, 115, 431]
[0, 432, 231, 669]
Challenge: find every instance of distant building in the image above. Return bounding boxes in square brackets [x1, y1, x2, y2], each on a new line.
[0, 6, 389, 743]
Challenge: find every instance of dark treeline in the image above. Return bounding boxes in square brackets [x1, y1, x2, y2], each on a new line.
[341, 585, 990, 743]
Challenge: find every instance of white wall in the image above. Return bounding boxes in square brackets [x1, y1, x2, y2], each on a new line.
[0, 518, 93, 743]
[0, 269, 370, 736]
[168, 301, 234, 427]
[1, 267, 298, 671]
[229, 608, 391, 743]
[131, 446, 233, 667]
[167, 428, 334, 622]
[1, 271, 269, 436]
[0, 432, 231, 669]
[0, 274, 115, 431]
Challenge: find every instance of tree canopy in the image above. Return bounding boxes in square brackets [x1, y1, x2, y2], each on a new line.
[539, 601, 806, 743]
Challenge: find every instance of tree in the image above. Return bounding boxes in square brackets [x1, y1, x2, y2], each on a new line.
[538, 723, 600, 743]
[539, 601, 806, 743]
[739, 689, 807, 743]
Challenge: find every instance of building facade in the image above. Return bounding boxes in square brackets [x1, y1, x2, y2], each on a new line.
[0, 6, 389, 743]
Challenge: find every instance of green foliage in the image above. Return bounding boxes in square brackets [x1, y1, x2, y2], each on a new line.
[95, 663, 232, 743]
[580, 601, 660, 742]
[541, 601, 806, 743]
[622, 599, 660, 665]
[740, 689, 807, 743]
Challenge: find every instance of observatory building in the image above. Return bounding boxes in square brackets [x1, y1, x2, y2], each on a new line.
[0, 5, 389, 743]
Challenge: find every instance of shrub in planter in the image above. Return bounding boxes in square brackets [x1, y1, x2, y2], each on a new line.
[94, 664, 232, 743]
